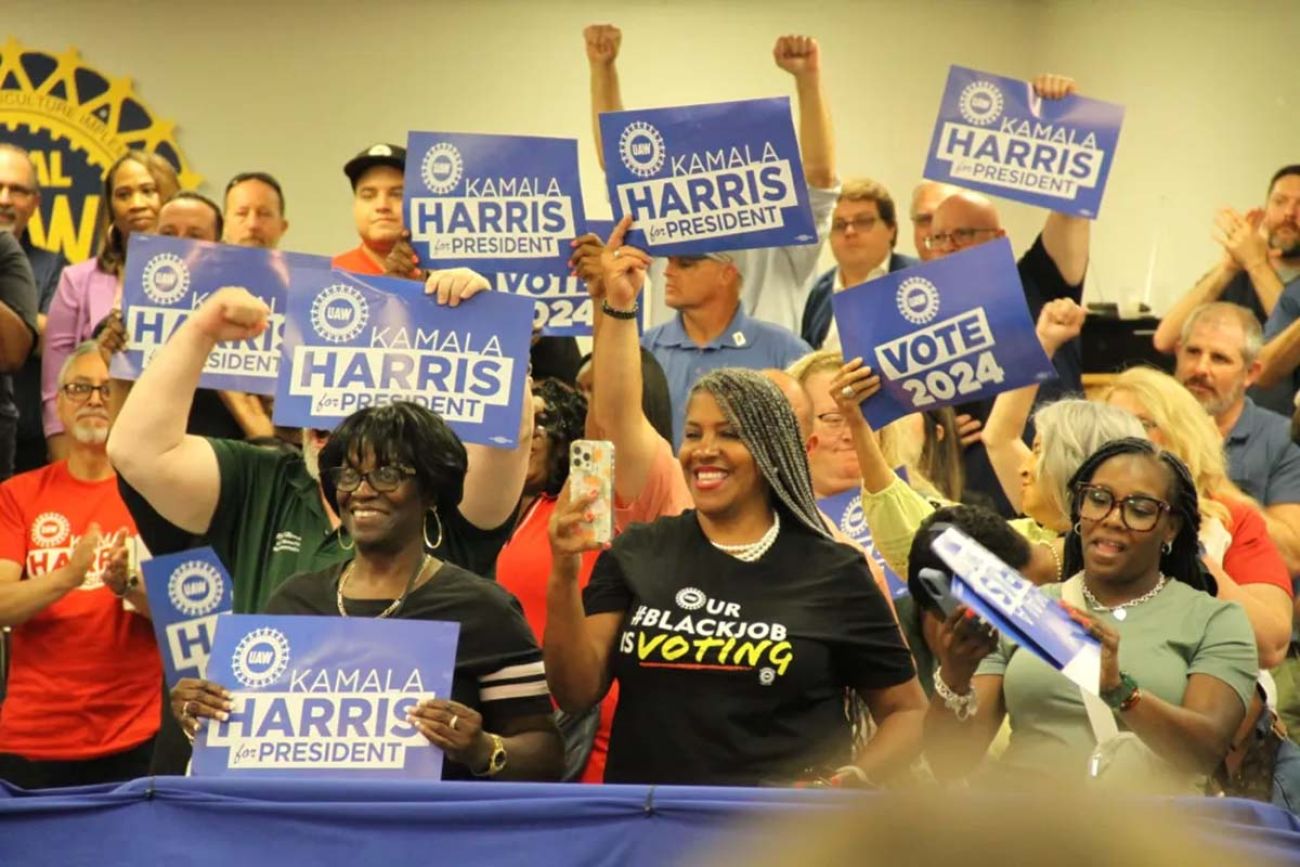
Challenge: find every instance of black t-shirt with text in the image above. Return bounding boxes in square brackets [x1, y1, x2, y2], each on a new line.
[583, 511, 915, 786]
[266, 560, 552, 780]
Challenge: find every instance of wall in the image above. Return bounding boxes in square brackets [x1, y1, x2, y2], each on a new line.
[7, 0, 1298, 312]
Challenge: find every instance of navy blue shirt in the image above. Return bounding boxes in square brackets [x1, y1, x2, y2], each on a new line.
[1224, 397, 1300, 506]
[642, 305, 811, 448]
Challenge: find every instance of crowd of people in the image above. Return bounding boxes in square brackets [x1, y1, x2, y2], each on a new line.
[0, 24, 1297, 810]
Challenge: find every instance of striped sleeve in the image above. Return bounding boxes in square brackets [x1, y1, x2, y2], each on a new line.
[479, 660, 550, 704]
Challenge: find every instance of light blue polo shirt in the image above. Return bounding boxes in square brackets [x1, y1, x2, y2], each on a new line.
[1224, 397, 1300, 506]
[642, 305, 811, 449]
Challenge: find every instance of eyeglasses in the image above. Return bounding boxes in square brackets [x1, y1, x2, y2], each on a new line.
[830, 216, 880, 234]
[1076, 484, 1171, 533]
[327, 465, 416, 493]
[924, 227, 1000, 251]
[60, 382, 111, 403]
[816, 411, 848, 429]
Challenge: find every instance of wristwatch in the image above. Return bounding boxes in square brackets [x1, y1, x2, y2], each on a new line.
[1100, 671, 1141, 712]
[473, 732, 508, 777]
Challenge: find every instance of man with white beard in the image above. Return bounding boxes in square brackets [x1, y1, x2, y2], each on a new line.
[0, 342, 161, 788]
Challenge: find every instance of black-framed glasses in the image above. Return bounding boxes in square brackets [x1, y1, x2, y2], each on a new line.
[924, 227, 1000, 251]
[327, 465, 416, 493]
[1076, 484, 1171, 532]
[60, 382, 112, 403]
[830, 216, 880, 234]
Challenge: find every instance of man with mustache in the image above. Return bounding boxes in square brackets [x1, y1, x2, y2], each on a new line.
[1174, 301, 1300, 571]
[1155, 166, 1300, 415]
[0, 144, 59, 475]
[0, 341, 159, 788]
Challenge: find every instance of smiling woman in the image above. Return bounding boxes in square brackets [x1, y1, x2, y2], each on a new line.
[544, 368, 927, 787]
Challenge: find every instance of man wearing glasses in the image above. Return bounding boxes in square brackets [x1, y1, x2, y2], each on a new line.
[801, 179, 920, 350]
[923, 75, 1092, 515]
[0, 341, 160, 789]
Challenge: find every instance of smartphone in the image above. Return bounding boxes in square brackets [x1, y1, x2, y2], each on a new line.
[570, 439, 614, 545]
[916, 567, 961, 618]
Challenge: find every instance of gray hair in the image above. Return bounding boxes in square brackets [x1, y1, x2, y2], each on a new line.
[689, 368, 829, 537]
[57, 341, 103, 386]
[0, 143, 39, 194]
[1181, 302, 1263, 365]
[1032, 399, 1146, 523]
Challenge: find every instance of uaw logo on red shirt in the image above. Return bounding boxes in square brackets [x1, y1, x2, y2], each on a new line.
[25, 513, 130, 591]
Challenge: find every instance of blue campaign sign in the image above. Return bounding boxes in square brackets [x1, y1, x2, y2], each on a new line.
[923, 65, 1124, 219]
[930, 525, 1102, 694]
[141, 547, 233, 687]
[193, 613, 460, 779]
[817, 487, 908, 599]
[492, 220, 616, 337]
[272, 269, 534, 447]
[832, 237, 1055, 429]
[110, 234, 330, 395]
[405, 131, 586, 276]
[599, 98, 817, 255]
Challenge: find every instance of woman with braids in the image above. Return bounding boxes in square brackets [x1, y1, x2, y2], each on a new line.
[545, 367, 926, 787]
[924, 438, 1257, 793]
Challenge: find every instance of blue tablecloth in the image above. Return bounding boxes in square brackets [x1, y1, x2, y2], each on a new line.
[1, 777, 1297, 866]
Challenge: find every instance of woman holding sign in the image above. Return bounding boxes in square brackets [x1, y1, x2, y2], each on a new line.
[546, 367, 926, 787]
[173, 401, 564, 781]
[924, 439, 1257, 793]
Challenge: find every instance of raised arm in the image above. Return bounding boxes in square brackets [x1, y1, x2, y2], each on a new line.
[1033, 75, 1089, 288]
[1256, 315, 1300, 388]
[773, 35, 835, 189]
[106, 289, 268, 534]
[584, 24, 624, 172]
[544, 486, 622, 712]
[984, 299, 1085, 511]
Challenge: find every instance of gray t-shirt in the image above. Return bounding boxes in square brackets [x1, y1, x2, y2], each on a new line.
[975, 580, 1256, 789]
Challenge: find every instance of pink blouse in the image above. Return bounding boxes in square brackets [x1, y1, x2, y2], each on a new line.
[41, 259, 118, 436]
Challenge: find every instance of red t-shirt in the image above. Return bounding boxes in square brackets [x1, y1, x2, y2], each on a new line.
[494, 496, 616, 783]
[331, 245, 384, 275]
[1218, 496, 1293, 596]
[0, 462, 161, 760]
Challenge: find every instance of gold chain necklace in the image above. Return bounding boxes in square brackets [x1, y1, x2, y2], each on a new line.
[336, 554, 432, 618]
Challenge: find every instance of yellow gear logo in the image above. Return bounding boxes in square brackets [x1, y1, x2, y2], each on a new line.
[0, 38, 200, 263]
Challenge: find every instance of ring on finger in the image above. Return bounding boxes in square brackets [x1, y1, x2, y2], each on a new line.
[183, 699, 197, 719]
[840, 385, 855, 398]
[450, 714, 460, 731]
[614, 248, 623, 258]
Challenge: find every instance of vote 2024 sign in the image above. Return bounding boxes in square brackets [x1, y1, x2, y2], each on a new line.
[924, 66, 1124, 219]
[141, 546, 233, 686]
[111, 235, 330, 395]
[273, 269, 534, 447]
[599, 98, 816, 255]
[405, 131, 585, 276]
[193, 614, 459, 779]
[930, 525, 1102, 694]
[494, 219, 619, 336]
[818, 487, 908, 599]
[832, 237, 1054, 428]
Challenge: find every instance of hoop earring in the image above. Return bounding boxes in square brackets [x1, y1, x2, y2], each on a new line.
[424, 509, 444, 551]
[1161, 541, 1172, 555]
[1072, 521, 1082, 535]
[338, 527, 354, 551]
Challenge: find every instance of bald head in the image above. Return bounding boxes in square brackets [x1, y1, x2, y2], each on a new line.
[763, 369, 813, 441]
[910, 181, 960, 260]
[928, 191, 1005, 258]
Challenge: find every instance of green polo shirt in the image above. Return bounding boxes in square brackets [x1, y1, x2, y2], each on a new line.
[206, 439, 516, 614]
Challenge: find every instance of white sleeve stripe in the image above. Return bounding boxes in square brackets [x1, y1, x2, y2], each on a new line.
[480, 681, 551, 702]
[479, 661, 546, 683]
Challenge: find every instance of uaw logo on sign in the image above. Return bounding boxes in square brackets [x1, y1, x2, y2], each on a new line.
[142, 546, 233, 686]
[932, 526, 1102, 694]
[494, 219, 624, 337]
[599, 97, 817, 255]
[617, 586, 793, 686]
[112, 235, 330, 395]
[273, 268, 534, 447]
[924, 65, 1125, 219]
[405, 131, 586, 275]
[818, 489, 909, 599]
[0, 39, 200, 263]
[193, 614, 459, 779]
[832, 237, 1055, 429]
